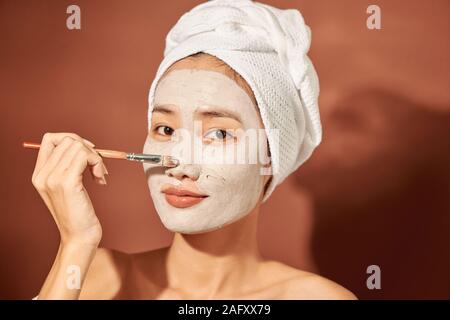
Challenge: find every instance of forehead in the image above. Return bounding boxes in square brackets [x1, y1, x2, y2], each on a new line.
[153, 69, 255, 108]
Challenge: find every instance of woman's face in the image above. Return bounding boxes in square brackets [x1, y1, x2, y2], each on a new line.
[143, 68, 270, 234]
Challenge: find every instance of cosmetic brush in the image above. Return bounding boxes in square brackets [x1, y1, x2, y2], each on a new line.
[22, 142, 179, 168]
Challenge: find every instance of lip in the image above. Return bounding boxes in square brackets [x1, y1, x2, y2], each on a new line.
[162, 186, 209, 208]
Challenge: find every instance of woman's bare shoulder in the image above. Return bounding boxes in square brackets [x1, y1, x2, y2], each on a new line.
[262, 260, 358, 300]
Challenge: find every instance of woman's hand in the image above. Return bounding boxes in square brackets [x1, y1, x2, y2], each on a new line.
[31, 132, 108, 246]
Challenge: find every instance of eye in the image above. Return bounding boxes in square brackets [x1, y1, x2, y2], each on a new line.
[204, 128, 234, 142]
[154, 125, 174, 136]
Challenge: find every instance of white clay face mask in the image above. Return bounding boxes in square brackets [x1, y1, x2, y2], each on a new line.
[142, 68, 269, 234]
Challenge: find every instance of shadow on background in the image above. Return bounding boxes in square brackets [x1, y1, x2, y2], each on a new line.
[297, 89, 450, 299]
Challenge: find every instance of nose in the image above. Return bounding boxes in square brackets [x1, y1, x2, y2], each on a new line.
[166, 163, 201, 181]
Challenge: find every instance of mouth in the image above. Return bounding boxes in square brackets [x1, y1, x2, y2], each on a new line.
[161, 186, 209, 208]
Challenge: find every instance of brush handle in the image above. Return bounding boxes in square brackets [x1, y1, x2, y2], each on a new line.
[22, 142, 128, 160]
[22, 141, 179, 167]
[22, 142, 41, 149]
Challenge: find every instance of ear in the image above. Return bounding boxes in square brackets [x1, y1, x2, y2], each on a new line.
[261, 139, 272, 195]
[261, 138, 272, 180]
[263, 175, 273, 195]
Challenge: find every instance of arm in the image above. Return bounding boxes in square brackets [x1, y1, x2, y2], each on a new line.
[37, 242, 98, 299]
[31, 132, 108, 299]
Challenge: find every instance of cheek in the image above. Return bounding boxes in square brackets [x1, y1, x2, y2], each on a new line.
[198, 137, 266, 195]
[199, 163, 264, 206]
[143, 137, 171, 154]
[142, 139, 172, 194]
[148, 177, 163, 200]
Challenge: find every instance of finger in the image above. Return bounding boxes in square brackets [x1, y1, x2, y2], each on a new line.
[52, 140, 106, 180]
[66, 147, 107, 185]
[82, 143, 109, 179]
[51, 140, 90, 176]
[36, 136, 76, 179]
[52, 142, 107, 187]
[34, 132, 94, 174]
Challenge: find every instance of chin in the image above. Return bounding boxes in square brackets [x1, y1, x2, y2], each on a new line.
[156, 208, 251, 235]
[158, 215, 228, 234]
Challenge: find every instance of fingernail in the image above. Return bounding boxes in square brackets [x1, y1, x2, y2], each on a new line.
[83, 139, 95, 147]
[99, 176, 107, 185]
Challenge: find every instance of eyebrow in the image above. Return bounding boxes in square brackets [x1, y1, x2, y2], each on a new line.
[153, 104, 176, 114]
[153, 104, 242, 123]
[198, 108, 242, 124]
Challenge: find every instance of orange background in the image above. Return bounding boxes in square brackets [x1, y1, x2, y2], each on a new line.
[1, 0, 449, 299]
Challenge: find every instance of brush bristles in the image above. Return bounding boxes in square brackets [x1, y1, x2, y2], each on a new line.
[162, 156, 179, 168]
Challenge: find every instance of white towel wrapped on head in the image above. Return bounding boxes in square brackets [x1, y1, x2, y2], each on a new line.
[148, 0, 322, 201]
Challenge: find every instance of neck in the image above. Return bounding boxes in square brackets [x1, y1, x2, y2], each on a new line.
[165, 206, 264, 297]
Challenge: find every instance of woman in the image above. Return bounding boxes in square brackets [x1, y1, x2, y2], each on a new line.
[32, 0, 356, 299]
